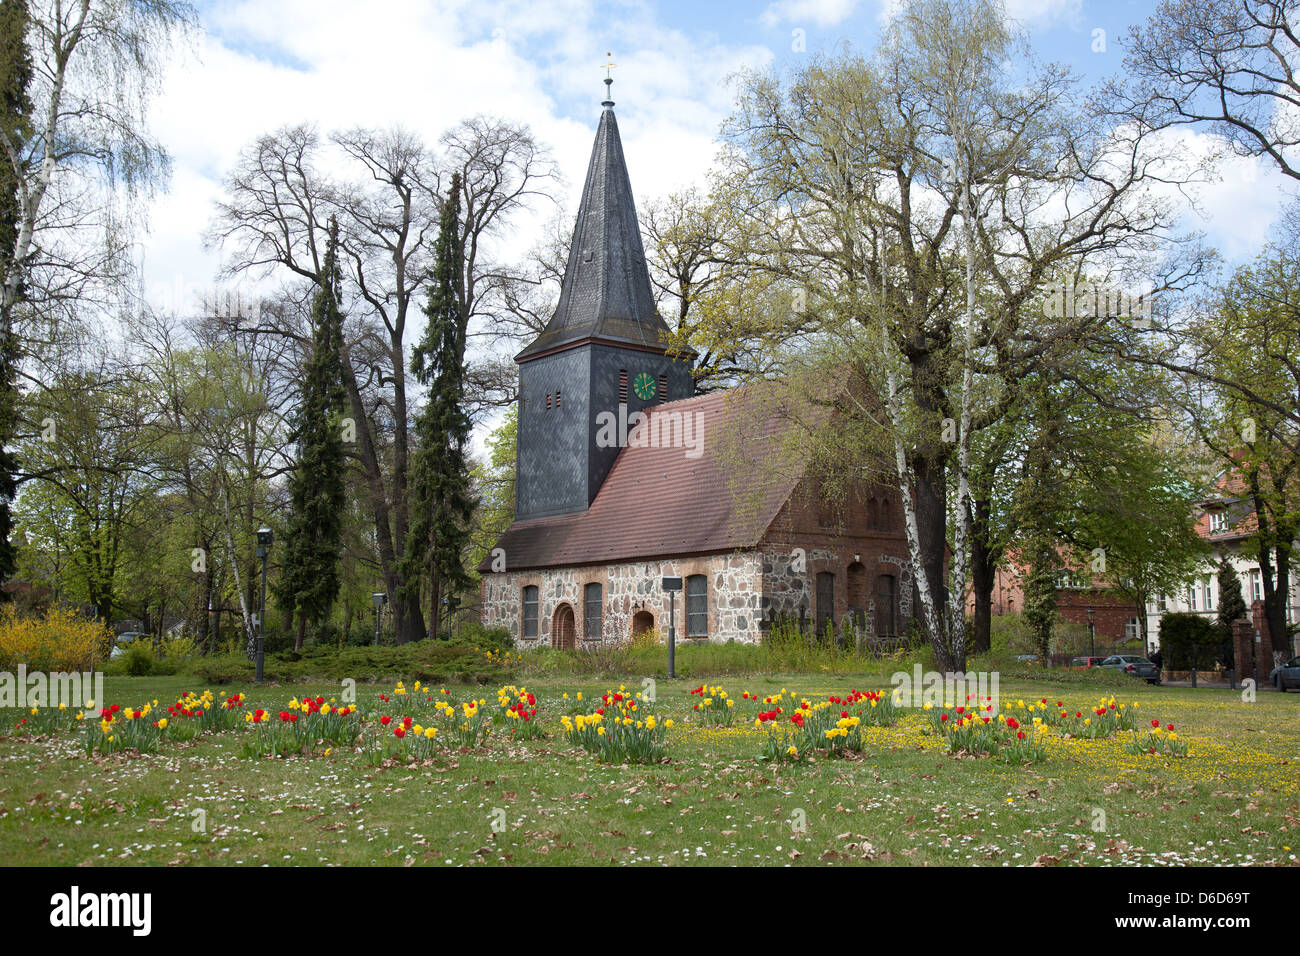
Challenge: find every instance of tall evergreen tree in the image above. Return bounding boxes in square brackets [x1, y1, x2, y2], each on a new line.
[1215, 558, 1247, 667]
[277, 217, 347, 650]
[0, 0, 32, 595]
[403, 173, 475, 638]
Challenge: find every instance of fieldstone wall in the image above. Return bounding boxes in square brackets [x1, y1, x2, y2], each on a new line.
[760, 546, 913, 639]
[481, 551, 765, 648]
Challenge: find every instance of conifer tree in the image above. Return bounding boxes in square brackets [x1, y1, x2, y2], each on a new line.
[403, 173, 475, 638]
[1215, 558, 1247, 667]
[278, 217, 347, 650]
[0, 0, 32, 593]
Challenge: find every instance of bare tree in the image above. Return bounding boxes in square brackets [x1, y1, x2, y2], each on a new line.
[209, 118, 558, 642]
[1115, 0, 1300, 182]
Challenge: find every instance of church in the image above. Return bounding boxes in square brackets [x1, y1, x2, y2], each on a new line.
[478, 80, 914, 648]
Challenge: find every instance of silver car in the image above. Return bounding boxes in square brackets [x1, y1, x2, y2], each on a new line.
[1270, 657, 1300, 692]
[1101, 654, 1161, 684]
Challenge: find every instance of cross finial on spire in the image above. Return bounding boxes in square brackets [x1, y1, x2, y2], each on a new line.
[601, 51, 616, 107]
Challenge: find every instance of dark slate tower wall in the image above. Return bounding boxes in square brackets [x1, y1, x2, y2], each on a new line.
[515, 349, 591, 519]
[584, 345, 694, 506]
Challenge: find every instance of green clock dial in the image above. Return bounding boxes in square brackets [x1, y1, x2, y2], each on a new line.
[632, 371, 657, 401]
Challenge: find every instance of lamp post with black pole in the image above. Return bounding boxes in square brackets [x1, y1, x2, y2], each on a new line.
[255, 528, 273, 683]
[1087, 606, 1096, 659]
[662, 576, 682, 679]
[372, 592, 387, 645]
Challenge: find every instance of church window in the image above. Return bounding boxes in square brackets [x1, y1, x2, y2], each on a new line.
[618, 369, 629, 403]
[584, 582, 603, 640]
[657, 373, 668, 400]
[555, 390, 562, 407]
[816, 571, 835, 637]
[686, 574, 708, 637]
[545, 393, 552, 409]
[522, 586, 539, 639]
[875, 574, 897, 636]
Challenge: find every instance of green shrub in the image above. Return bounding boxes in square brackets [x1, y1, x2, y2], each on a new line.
[1159, 613, 1219, 669]
[122, 642, 158, 676]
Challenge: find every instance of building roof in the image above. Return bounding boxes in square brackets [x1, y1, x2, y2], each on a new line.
[480, 382, 828, 571]
[514, 99, 674, 363]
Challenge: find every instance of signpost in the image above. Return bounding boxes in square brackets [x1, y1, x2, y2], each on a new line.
[662, 576, 682, 679]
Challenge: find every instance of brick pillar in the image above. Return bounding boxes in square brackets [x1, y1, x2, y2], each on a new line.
[1233, 618, 1255, 684]
[1252, 600, 1275, 668]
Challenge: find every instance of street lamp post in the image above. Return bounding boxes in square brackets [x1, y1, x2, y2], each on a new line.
[1087, 606, 1096, 659]
[372, 592, 387, 646]
[255, 528, 273, 683]
[662, 576, 682, 679]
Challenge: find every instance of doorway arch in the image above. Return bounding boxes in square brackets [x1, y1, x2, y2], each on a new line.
[631, 610, 655, 638]
[552, 603, 576, 650]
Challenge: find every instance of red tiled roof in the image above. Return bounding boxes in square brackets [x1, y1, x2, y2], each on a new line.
[480, 381, 830, 571]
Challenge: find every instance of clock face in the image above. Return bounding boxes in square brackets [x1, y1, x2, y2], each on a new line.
[632, 371, 657, 401]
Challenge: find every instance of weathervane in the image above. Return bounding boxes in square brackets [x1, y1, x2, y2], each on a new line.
[601, 51, 616, 107]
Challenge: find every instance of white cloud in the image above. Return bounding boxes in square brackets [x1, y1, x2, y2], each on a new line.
[1001, 0, 1082, 27]
[760, 0, 860, 29]
[138, 0, 771, 308]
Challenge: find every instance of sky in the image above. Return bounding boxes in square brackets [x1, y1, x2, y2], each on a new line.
[134, 0, 1298, 450]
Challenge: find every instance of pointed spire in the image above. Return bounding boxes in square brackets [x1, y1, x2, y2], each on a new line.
[515, 66, 672, 363]
[601, 51, 616, 108]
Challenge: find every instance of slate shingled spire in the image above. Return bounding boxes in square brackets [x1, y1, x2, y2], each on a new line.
[515, 80, 671, 362]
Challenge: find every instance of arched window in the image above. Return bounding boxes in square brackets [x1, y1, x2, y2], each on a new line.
[875, 574, 896, 637]
[816, 571, 835, 638]
[879, 498, 891, 530]
[867, 497, 880, 530]
[522, 585, 539, 639]
[584, 582, 603, 641]
[685, 574, 708, 637]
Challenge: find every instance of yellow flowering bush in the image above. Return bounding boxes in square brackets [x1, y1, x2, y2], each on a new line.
[0, 606, 111, 672]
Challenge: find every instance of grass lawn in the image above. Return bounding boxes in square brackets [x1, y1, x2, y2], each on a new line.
[1, 669, 1297, 866]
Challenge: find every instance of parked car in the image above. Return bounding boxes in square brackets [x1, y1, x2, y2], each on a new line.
[109, 632, 145, 659]
[1100, 654, 1161, 684]
[1014, 653, 1039, 663]
[1071, 656, 1107, 669]
[1270, 657, 1300, 692]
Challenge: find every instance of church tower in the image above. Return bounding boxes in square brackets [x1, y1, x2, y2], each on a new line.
[514, 72, 694, 520]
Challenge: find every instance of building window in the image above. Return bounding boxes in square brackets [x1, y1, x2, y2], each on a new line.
[816, 571, 835, 636]
[1126, 617, 1141, 641]
[522, 586, 538, 639]
[555, 390, 561, 407]
[1188, 584, 1198, 611]
[1208, 510, 1229, 533]
[1058, 570, 1088, 590]
[584, 582, 602, 641]
[618, 369, 628, 403]
[545, 393, 552, 409]
[685, 574, 708, 637]
[657, 373, 668, 400]
[1202, 580, 1213, 611]
[1251, 569, 1263, 602]
[875, 573, 897, 636]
